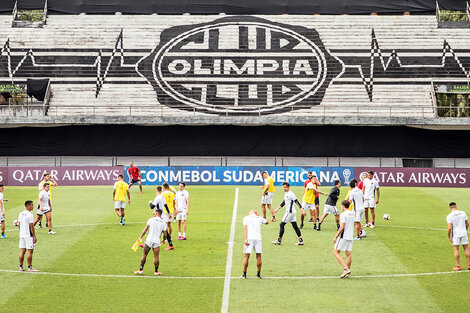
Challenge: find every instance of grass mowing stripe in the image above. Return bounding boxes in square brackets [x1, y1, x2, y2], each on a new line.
[221, 188, 239, 313]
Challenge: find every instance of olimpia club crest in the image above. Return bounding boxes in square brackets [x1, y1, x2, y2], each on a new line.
[137, 16, 343, 115]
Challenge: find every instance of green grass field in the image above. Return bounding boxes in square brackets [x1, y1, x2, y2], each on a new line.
[0, 185, 469, 312]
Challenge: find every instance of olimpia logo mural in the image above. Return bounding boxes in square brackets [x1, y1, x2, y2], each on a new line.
[0, 16, 469, 115]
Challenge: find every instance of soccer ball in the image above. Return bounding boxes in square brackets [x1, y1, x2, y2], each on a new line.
[383, 214, 390, 220]
[12, 219, 19, 227]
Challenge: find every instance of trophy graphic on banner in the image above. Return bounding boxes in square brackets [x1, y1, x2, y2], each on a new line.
[342, 169, 351, 185]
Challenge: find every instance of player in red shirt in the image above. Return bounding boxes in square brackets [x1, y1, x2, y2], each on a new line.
[128, 162, 143, 193]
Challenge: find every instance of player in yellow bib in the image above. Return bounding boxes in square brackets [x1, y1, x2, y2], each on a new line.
[300, 173, 327, 229]
[162, 182, 176, 237]
[260, 171, 276, 222]
[113, 175, 130, 226]
[344, 189, 354, 211]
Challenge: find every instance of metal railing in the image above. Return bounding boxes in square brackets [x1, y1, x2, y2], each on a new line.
[11, 1, 17, 27]
[436, 1, 470, 22]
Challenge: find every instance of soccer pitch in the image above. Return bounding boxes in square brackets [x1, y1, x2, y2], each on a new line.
[0, 185, 469, 312]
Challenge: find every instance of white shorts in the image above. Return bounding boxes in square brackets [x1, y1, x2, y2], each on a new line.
[244, 239, 262, 254]
[302, 202, 315, 211]
[144, 240, 161, 249]
[176, 212, 187, 221]
[114, 201, 126, 209]
[364, 199, 376, 208]
[354, 210, 364, 222]
[161, 213, 172, 223]
[19, 237, 34, 250]
[323, 204, 338, 215]
[282, 211, 297, 223]
[335, 238, 353, 251]
[261, 192, 274, 205]
[36, 208, 51, 216]
[453, 235, 469, 246]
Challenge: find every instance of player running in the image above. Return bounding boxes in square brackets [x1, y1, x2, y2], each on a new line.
[318, 180, 341, 231]
[363, 171, 380, 228]
[33, 183, 55, 234]
[241, 210, 268, 279]
[333, 200, 355, 278]
[348, 179, 366, 240]
[446, 202, 470, 271]
[260, 171, 276, 221]
[272, 182, 304, 246]
[0, 184, 8, 238]
[150, 186, 175, 251]
[37, 173, 58, 228]
[175, 182, 189, 240]
[128, 162, 143, 193]
[19, 200, 38, 272]
[300, 173, 327, 229]
[134, 208, 168, 276]
[113, 175, 130, 226]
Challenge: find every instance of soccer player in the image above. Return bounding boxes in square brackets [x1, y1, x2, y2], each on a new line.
[134, 208, 168, 276]
[150, 186, 175, 251]
[260, 171, 276, 222]
[348, 179, 366, 240]
[37, 173, 58, 228]
[128, 162, 143, 193]
[357, 173, 366, 191]
[175, 182, 189, 240]
[0, 184, 8, 238]
[19, 200, 38, 272]
[113, 175, 130, 226]
[333, 200, 355, 278]
[272, 182, 304, 246]
[241, 210, 268, 279]
[312, 175, 322, 226]
[33, 183, 55, 234]
[363, 171, 380, 228]
[446, 202, 470, 271]
[162, 182, 176, 233]
[300, 174, 327, 229]
[303, 172, 315, 223]
[318, 180, 341, 231]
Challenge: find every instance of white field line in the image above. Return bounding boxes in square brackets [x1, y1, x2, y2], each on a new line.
[221, 188, 239, 313]
[0, 269, 467, 280]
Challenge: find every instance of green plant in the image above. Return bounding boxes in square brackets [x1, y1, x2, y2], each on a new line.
[439, 10, 468, 22]
[16, 10, 44, 22]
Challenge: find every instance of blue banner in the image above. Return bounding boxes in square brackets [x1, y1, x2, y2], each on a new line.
[125, 166, 355, 186]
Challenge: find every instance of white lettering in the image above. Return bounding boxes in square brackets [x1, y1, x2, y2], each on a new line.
[168, 59, 191, 75]
[292, 60, 313, 75]
[256, 59, 279, 75]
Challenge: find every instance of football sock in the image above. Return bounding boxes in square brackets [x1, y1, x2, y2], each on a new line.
[167, 234, 174, 246]
[183, 232, 186, 237]
[292, 222, 302, 237]
[360, 230, 363, 235]
[299, 238, 303, 242]
[139, 265, 144, 270]
[318, 222, 322, 227]
[317, 218, 320, 222]
[257, 271, 261, 277]
[20, 265, 23, 268]
[372, 221, 375, 225]
[28, 265, 32, 269]
[277, 237, 282, 242]
[178, 232, 181, 237]
[279, 222, 286, 238]
[155, 266, 158, 272]
[1, 232, 4, 236]
[336, 224, 340, 230]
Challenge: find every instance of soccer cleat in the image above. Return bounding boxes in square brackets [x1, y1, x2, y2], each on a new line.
[134, 270, 143, 275]
[272, 240, 281, 245]
[308, 218, 313, 223]
[365, 222, 370, 227]
[165, 246, 174, 251]
[317, 225, 321, 231]
[361, 231, 367, 238]
[299, 223, 304, 229]
[28, 267, 39, 272]
[452, 266, 461, 271]
[340, 269, 351, 278]
[354, 236, 361, 241]
[38, 222, 43, 228]
[468, 265, 470, 270]
[369, 223, 375, 229]
[271, 217, 276, 222]
[177, 236, 183, 240]
[1, 234, 8, 238]
[139, 191, 143, 194]
[122, 218, 126, 226]
[139, 243, 145, 248]
[240, 274, 247, 279]
[313, 224, 317, 230]
[257, 274, 262, 279]
[19, 267, 24, 272]
[154, 272, 162, 276]
[48, 230, 56, 235]
[295, 241, 304, 246]
[181, 237, 186, 240]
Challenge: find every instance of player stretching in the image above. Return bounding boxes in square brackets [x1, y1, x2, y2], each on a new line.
[363, 171, 380, 228]
[19, 200, 38, 272]
[318, 180, 341, 231]
[272, 182, 304, 246]
[175, 182, 189, 240]
[241, 210, 268, 279]
[128, 162, 143, 193]
[348, 179, 366, 240]
[134, 208, 168, 276]
[333, 200, 355, 278]
[260, 171, 276, 221]
[113, 175, 130, 226]
[446, 202, 470, 271]
[150, 186, 175, 250]
[37, 173, 58, 228]
[33, 183, 55, 234]
[300, 174, 327, 229]
[0, 184, 8, 238]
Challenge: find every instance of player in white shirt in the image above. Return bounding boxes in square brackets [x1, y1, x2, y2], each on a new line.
[333, 200, 355, 278]
[241, 210, 269, 279]
[175, 182, 190, 240]
[0, 184, 9, 239]
[18, 200, 39, 272]
[272, 182, 304, 246]
[149, 186, 174, 250]
[446, 202, 470, 271]
[36, 173, 58, 229]
[134, 208, 168, 276]
[33, 183, 55, 234]
[348, 179, 366, 240]
[363, 171, 380, 228]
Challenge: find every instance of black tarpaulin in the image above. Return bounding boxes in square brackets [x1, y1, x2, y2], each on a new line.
[27, 78, 49, 101]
